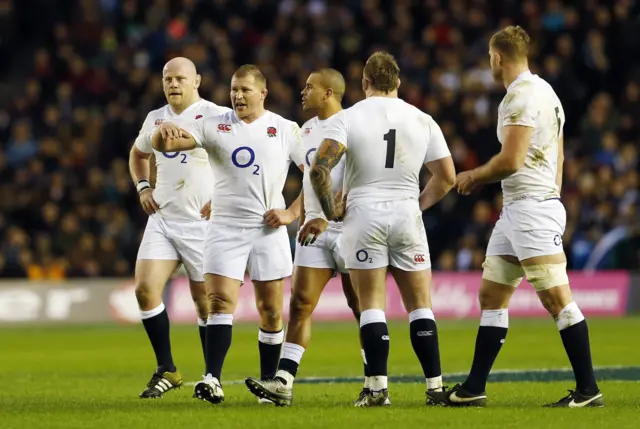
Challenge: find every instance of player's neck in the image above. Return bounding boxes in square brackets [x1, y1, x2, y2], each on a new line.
[169, 95, 201, 115]
[503, 64, 529, 89]
[238, 107, 266, 124]
[316, 101, 342, 120]
[366, 89, 398, 99]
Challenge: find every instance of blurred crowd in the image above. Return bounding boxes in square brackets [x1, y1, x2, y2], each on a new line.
[0, 0, 639, 279]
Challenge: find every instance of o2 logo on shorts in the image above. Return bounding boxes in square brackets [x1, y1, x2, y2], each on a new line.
[163, 151, 187, 164]
[356, 249, 373, 264]
[553, 235, 562, 246]
[414, 254, 426, 264]
[305, 148, 317, 168]
[232, 146, 260, 175]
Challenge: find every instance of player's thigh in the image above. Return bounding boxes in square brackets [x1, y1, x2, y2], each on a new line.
[289, 265, 334, 316]
[134, 259, 180, 308]
[342, 205, 389, 271]
[521, 252, 572, 316]
[204, 273, 242, 313]
[387, 203, 431, 272]
[480, 255, 524, 308]
[340, 272, 359, 315]
[169, 219, 207, 283]
[389, 266, 432, 313]
[188, 279, 208, 319]
[203, 223, 253, 281]
[248, 226, 293, 282]
[349, 267, 388, 311]
[135, 216, 180, 299]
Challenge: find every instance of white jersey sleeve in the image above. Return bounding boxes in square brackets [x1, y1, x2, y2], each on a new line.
[322, 110, 349, 147]
[424, 118, 451, 163]
[288, 122, 305, 168]
[134, 113, 157, 154]
[501, 87, 538, 128]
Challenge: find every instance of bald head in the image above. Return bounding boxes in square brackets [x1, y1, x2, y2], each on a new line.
[162, 57, 201, 112]
[314, 68, 345, 102]
[163, 57, 197, 77]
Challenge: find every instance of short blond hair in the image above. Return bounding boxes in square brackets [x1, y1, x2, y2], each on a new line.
[233, 64, 267, 87]
[363, 51, 400, 93]
[490, 26, 530, 60]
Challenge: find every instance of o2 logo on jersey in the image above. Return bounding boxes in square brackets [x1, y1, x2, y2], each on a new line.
[305, 148, 317, 168]
[163, 151, 187, 164]
[356, 249, 373, 264]
[232, 146, 260, 175]
[267, 126, 277, 138]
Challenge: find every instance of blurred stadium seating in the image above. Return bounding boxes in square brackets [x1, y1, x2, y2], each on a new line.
[0, 0, 638, 279]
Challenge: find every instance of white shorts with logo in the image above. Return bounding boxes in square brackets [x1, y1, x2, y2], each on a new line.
[486, 198, 566, 261]
[137, 214, 207, 282]
[294, 227, 347, 274]
[342, 200, 431, 271]
[203, 223, 293, 282]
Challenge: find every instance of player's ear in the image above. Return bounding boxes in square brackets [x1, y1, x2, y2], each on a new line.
[325, 88, 334, 101]
[396, 78, 401, 91]
[194, 74, 201, 89]
[261, 87, 268, 100]
[361, 78, 368, 93]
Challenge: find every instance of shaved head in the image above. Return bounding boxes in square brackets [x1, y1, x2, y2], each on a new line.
[163, 57, 198, 78]
[162, 57, 201, 112]
[313, 68, 345, 101]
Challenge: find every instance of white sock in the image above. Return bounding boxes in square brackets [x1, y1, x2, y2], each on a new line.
[140, 303, 165, 319]
[361, 349, 371, 388]
[197, 318, 206, 327]
[480, 309, 509, 328]
[207, 313, 233, 326]
[280, 342, 305, 364]
[369, 375, 388, 391]
[426, 376, 443, 391]
[555, 302, 585, 331]
[258, 328, 285, 345]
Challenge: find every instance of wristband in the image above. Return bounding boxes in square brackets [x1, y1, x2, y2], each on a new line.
[136, 179, 151, 193]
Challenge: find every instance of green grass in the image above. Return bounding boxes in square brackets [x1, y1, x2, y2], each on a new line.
[1, 318, 639, 428]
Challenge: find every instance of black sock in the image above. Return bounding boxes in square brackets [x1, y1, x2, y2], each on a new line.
[278, 358, 299, 378]
[198, 322, 206, 364]
[560, 320, 599, 395]
[364, 362, 371, 378]
[360, 319, 389, 377]
[141, 306, 176, 372]
[205, 315, 233, 380]
[463, 309, 509, 394]
[258, 328, 284, 380]
[410, 314, 442, 379]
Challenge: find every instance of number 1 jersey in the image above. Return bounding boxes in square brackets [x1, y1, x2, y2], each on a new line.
[322, 97, 451, 209]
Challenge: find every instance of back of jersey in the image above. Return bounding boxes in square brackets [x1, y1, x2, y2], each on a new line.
[323, 97, 450, 208]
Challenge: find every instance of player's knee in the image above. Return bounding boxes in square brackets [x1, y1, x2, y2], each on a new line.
[207, 291, 234, 314]
[289, 293, 315, 320]
[256, 300, 282, 328]
[134, 280, 161, 309]
[192, 296, 209, 321]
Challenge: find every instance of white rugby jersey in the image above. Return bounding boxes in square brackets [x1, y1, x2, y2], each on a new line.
[323, 97, 451, 209]
[135, 99, 231, 221]
[178, 110, 305, 228]
[301, 116, 345, 231]
[498, 70, 564, 204]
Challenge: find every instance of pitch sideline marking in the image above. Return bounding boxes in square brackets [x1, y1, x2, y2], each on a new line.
[185, 365, 640, 386]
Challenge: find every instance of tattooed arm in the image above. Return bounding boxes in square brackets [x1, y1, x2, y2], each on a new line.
[310, 138, 346, 221]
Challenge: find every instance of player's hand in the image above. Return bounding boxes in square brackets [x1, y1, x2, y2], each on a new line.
[159, 122, 189, 140]
[454, 171, 477, 196]
[139, 188, 159, 215]
[200, 200, 211, 220]
[264, 208, 296, 228]
[298, 218, 329, 246]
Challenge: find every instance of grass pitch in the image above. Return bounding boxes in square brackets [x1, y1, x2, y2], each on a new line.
[1, 318, 639, 428]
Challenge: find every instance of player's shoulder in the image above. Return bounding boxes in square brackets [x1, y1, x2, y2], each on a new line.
[301, 116, 319, 130]
[266, 110, 299, 127]
[146, 104, 171, 121]
[199, 100, 232, 116]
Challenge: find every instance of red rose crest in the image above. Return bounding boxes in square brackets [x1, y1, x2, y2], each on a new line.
[267, 126, 277, 137]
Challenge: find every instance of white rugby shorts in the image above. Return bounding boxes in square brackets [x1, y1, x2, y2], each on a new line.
[203, 223, 293, 282]
[137, 214, 207, 282]
[294, 227, 347, 274]
[342, 200, 431, 271]
[486, 198, 566, 261]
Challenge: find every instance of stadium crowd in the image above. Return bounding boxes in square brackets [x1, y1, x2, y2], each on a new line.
[0, 0, 639, 279]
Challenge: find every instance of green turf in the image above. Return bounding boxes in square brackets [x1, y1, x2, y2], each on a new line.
[1, 318, 639, 428]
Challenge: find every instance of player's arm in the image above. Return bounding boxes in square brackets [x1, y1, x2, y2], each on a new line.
[310, 139, 346, 221]
[420, 156, 456, 211]
[470, 125, 533, 184]
[556, 133, 564, 192]
[151, 124, 197, 152]
[130, 115, 160, 214]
